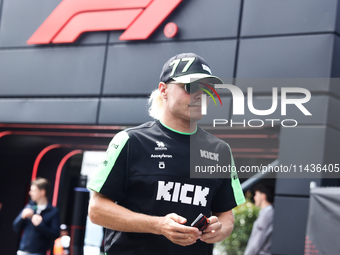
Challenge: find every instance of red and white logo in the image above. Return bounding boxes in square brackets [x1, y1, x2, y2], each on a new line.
[27, 0, 182, 44]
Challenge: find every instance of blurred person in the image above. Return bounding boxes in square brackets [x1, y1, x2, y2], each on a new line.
[87, 53, 245, 255]
[244, 184, 275, 255]
[13, 178, 60, 255]
[54, 224, 70, 255]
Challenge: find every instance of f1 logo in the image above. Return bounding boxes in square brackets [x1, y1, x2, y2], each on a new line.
[27, 0, 182, 44]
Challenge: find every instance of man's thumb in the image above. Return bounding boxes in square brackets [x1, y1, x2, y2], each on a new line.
[171, 213, 187, 224]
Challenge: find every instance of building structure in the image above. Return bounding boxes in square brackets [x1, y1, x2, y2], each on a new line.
[0, 0, 339, 254]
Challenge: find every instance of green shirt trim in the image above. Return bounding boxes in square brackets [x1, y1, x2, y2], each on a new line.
[159, 120, 197, 135]
[87, 131, 129, 193]
[228, 144, 246, 206]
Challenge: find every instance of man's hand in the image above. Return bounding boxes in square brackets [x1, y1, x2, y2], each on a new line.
[199, 211, 234, 244]
[159, 213, 202, 246]
[89, 192, 209, 246]
[199, 216, 223, 243]
[31, 214, 43, 226]
[21, 208, 34, 219]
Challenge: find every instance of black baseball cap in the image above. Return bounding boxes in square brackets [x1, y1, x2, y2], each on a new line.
[160, 53, 223, 84]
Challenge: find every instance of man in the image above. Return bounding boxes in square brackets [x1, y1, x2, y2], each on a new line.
[244, 184, 275, 255]
[54, 224, 70, 255]
[87, 53, 245, 255]
[13, 178, 60, 255]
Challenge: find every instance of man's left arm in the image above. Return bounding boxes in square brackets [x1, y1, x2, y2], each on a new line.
[199, 210, 234, 243]
[34, 208, 60, 240]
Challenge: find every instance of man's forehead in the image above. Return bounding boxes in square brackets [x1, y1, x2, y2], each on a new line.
[30, 184, 42, 191]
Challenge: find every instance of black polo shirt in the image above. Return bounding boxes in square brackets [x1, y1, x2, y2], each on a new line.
[88, 120, 245, 255]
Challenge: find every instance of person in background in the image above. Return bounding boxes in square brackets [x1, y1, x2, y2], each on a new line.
[54, 224, 71, 255]
[13, 178, 60, 255]
[244, 184, 275, 255]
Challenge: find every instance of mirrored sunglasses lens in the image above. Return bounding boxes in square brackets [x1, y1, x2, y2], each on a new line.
[184, 82, 215, 95]
[185, 83, 200, 94]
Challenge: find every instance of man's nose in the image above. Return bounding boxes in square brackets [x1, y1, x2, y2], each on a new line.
[193, 88, 204, 99]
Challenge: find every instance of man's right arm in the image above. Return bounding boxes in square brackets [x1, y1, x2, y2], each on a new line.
[12, 208, 33, 232]
[88, 191, 201, 246]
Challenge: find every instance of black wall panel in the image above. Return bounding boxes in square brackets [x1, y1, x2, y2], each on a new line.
[103, 40, 236, 95]
[328, 97, 340, 129]
[241, 0, 338, 37]
[276, 125, 340, 197]
[0, 46, 106, 96]
[271, 196, 310, 254]
[330, 79, 340, 98]
[0, 0, 62, 47]
[0, 0, 2, 25]
[279, 126, 326, 168]
[0, 0, 107, 47]
[0, 98, 98, 124]
[98, 96, 232, 126]
[337, 2, 340, 37]
[276, 126, 333, 196]
[237, 34, 334, 78]
[323, 127, 340, 172]
[331, 35, 340, 78]
[276, 179, 321, 197]
[109, 0, 241, 43]
[98, 98, 152, 125]
[235, 78, 336, 95]
[76, 32, 108, 45]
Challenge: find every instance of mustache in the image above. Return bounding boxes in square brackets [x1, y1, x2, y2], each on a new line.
[188, 101, 201, 106]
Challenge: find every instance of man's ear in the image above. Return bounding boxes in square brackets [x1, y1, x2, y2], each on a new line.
[41, 189, 47, 198]
[261, 192, 267, 202]
[159, 82, 168, 98]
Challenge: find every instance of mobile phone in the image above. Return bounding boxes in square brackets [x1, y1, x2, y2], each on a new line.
[190, 213, 210, 231]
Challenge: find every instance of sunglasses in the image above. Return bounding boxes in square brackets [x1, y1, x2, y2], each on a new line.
[168, 82, 215, 95]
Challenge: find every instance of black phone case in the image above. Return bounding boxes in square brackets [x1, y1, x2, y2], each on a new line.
[190, 213, 210, 231]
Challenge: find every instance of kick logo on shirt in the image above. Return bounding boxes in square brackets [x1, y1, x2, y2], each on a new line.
[200, 149, 219, 162]
[156, 181, 210, 207]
